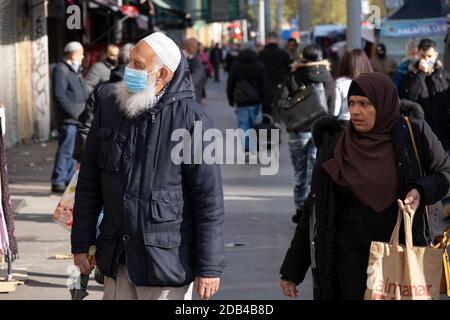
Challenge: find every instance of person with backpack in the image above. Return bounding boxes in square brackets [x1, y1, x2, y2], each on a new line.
[281, 44, 335, 224]
[227, 43, 270, 153]
[258, 32, 292, 120]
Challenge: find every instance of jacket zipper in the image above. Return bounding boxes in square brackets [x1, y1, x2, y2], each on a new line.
[310, 193, 317, 269]
[151, 110, 163, 172]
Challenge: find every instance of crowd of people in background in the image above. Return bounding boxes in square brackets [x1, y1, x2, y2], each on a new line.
[50, 33, 450, 226]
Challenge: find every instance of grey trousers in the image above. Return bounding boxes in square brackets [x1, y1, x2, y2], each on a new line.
[103, 263, 193, 300]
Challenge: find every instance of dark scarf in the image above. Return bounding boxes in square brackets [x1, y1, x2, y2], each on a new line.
[323, 72, 400, 212]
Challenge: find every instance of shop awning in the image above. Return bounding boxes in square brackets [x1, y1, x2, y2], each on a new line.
[389, 0, 450, 20]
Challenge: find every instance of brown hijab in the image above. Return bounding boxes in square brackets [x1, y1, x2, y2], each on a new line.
[323, 72, 400, 213]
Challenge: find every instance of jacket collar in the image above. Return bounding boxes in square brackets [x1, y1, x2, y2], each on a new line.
[160, 54, 194, 107]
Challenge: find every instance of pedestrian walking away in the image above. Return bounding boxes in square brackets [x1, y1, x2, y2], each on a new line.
[210, 43, 223, 83]
[181, 37, 207, 104]
[370, 43, 397, 79]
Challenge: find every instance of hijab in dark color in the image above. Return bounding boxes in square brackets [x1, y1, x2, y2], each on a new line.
[323, 72, 400, 212]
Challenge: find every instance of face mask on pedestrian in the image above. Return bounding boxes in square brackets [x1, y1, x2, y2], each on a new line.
[117, 66, 160, 118]
[69, 52, 84, 73]
[69, 59, 83, 73]
[424, 56, 437, 67]
[419, 48, 439, 73]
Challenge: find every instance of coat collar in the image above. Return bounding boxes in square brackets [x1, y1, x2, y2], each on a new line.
[160, 54, 194, 107]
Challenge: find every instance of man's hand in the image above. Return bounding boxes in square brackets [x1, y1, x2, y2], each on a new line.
[74, 253, 96, 275]
[398, 188, 421, 214]
[194, 277, 220, 300]
[280, 279, 298, 299]
[418, 59, 430, 73]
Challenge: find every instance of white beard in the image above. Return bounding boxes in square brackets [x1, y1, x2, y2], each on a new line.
[115, 79, 157, 118]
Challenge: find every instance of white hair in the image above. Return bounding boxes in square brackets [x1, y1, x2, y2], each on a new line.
[406, 39, 418, 52]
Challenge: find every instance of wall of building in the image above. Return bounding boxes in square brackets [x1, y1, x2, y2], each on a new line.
[0, 0, 19, 148]
[16, 0, 34, 145]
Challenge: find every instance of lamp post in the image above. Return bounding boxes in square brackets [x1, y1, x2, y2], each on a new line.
[347, 0, 362, 49]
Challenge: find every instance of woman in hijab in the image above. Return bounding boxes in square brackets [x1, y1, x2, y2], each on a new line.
[279, 72, 450, 300]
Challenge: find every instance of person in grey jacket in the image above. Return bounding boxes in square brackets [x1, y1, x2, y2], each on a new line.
[181, 37, 207, 104]
[71, 32, 225, 300]
[51, 41, 88, 193]
[84, 44, 119, 95]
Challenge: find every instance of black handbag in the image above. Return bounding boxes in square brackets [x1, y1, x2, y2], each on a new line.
[276, 75, 328, 132]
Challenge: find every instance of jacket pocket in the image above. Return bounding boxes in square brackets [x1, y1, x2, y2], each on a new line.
[143, 230, 181, 248]
[97, 127, 125, 172]
[150, 190, 184, 223]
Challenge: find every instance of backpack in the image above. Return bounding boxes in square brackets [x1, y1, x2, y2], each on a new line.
[233, 80, 260, 105]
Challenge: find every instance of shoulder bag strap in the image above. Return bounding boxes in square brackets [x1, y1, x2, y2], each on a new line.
[403, 115, 431, 243]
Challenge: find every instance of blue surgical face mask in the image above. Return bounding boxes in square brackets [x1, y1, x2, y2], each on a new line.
[68, 60, 81, 73]
[124, 66, 149, 93]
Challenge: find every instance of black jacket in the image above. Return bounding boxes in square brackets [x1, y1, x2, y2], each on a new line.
[399, 60, 450, 150]
[280, 101, 450, 299]
[73, 65, 125, 163]
[291, 62, 336, 116]
[227, 49, 270, 107]
[52, 61, 88, 125]
[71, 57, 226, 287]
[258, 43, 291, 88]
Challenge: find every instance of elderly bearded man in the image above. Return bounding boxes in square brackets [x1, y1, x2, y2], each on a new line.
[71, 32, 225, 300]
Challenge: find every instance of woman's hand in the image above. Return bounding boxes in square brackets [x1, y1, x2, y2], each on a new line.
[280, 279, 298, 299]
[397, 188, 421, 214]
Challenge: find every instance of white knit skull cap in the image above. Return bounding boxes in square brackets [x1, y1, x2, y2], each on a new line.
[141, 32, 181, 73]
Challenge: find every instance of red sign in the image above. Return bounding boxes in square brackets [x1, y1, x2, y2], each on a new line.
[120, 5, 139, 18]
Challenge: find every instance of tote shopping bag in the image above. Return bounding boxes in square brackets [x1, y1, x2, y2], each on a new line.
[364, 208, 442, 300]
[53, 170, 79, 231]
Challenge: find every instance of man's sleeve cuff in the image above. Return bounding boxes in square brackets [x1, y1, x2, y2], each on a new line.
[71, 246, 91, 254]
